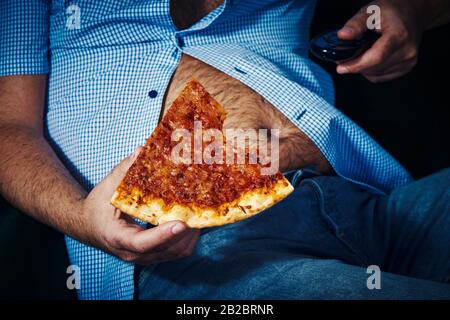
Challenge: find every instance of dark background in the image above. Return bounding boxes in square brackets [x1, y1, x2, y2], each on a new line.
[0, 0, 449, 299]
[311, 0, 450, 179]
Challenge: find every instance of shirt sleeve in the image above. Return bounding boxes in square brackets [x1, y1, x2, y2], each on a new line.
[0, 0, 50, 76]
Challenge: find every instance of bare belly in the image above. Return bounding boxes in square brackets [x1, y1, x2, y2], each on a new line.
[162, 1, 331, 173]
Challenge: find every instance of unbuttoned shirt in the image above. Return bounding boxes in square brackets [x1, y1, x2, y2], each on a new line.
[0, 0, 412, 299]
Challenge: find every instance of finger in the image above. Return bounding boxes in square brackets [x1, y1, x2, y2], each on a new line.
[109, 146, 143, 185]
[184, 229, 201, 255]
[336, 34, 400, 74]
[364, 69, 411, 83]
[133, 229, 199, 265]
[357, 44, 418, 77]
[116, 220, 191, 253]
[362, 57, 416, 78]
[363, 59, 415, 82]
[167, 228, 200, 256]
[347, 52, 402, 76]
[109, 225, 197, 263]
[96, 146, 142, 199]
[150, 227, 200, 253]
[132, 249, 182, 265]
[338, 7, 369, 40]
[134, 229, 200, 265]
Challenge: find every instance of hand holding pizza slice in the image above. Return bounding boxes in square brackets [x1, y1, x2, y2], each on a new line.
[111, 80, 293, 228]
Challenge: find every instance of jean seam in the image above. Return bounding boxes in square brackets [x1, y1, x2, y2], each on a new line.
[300, 178, 369, 266]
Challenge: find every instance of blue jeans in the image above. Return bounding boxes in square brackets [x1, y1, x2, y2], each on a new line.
[138, 169, 450, 299]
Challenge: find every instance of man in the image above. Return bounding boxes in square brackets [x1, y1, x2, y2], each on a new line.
[0, 0, 449, 299]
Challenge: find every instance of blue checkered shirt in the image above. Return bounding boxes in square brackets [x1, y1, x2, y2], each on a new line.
[1, 0, 412, 299]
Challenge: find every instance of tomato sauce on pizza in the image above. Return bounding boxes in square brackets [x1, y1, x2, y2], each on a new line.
[112, 80, 293, 228]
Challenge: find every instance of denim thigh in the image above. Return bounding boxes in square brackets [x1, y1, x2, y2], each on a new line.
[138, 174, 450, 299]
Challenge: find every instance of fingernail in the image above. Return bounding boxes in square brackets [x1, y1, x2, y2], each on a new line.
[340, 26, 354, 34]
[171, 223, 186, 235]
[337, 65, 349, 74]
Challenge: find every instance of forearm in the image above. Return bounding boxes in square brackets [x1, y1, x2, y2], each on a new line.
[164, 54, 333, 173]
[0, 124, 92, 242]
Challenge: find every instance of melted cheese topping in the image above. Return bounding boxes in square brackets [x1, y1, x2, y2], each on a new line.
[116, 80, 283, 213]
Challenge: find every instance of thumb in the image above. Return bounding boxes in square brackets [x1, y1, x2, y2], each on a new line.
[338, 7, 369, 40]
[110, 147, 142, 182]
[97, 146, 143, 198]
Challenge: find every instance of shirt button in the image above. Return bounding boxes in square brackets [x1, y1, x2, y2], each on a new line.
[177, 37, 184, 48]
[148, 90, 158, 98]
[174, 34, 184, 49]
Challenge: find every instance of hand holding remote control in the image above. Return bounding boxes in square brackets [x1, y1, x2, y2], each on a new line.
[310, 29, 380, 62]
[311, 0, 427, 83]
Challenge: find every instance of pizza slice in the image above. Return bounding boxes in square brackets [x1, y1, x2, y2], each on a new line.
[111, 79, 293, 228]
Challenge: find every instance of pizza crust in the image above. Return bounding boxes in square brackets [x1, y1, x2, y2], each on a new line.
[111, 177, 293, 228]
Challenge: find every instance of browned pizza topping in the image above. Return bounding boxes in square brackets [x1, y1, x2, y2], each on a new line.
[116, 80, 283, 211]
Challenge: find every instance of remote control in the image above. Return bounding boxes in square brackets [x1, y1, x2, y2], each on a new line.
[310, 28, 381, 62]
